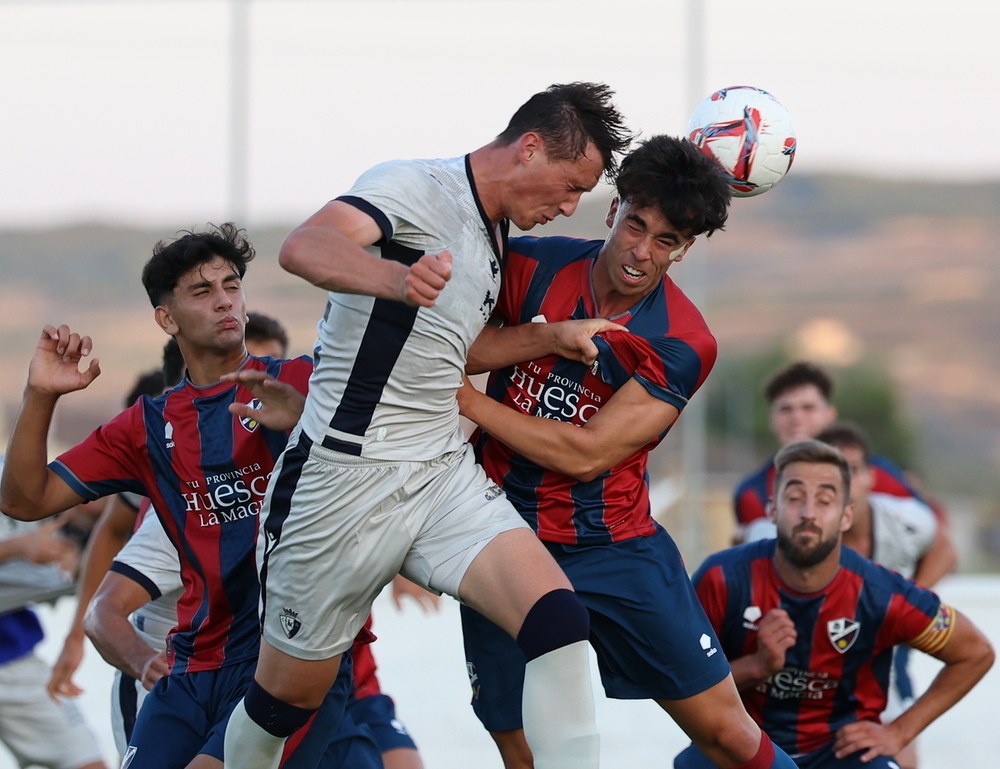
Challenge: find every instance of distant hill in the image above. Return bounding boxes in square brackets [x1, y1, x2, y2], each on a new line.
[0, 172, 997, 507]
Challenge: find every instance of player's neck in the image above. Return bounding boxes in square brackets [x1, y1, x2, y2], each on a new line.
[184, 346, 249, 386]
[774, 546, 842, 594]
[467, 143, 508, 226]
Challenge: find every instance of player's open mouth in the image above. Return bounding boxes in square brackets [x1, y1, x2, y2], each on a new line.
[622, 265, 644, 281]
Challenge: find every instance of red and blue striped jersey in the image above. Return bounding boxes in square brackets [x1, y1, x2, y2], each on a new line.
[50, 355, 312, 674]
[475, 236, 717, 545]
[692, 541, 954, 756]
[733, 454, 924, 527]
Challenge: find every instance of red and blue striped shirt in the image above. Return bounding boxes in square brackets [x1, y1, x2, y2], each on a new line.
[693, 540, 953, 756]
[50, 355, 312, 674]
[475, 236, 717, 545]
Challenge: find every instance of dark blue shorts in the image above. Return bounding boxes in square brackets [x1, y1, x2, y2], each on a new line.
[125, 654, 357, 769]
[347, 693, 418, 752]
[675, 741, 902, 769]
[462, 524, 731, 732]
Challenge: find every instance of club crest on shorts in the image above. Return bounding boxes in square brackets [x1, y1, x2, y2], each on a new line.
[827, 617, 861, 653]
[239, 399, 263, 432]
[280, 607, 301, 639]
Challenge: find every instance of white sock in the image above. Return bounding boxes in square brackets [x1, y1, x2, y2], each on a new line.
[223, 698, 286, 769]
[522, 640, 600, 769]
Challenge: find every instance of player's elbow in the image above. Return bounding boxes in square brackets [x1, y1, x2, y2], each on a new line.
[0, 491, 40, 521]
[278, 232, 307, 277]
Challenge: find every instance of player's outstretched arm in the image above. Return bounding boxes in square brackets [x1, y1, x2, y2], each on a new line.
[279, 200, 452, 307]
[48, 495, 138, 701]
[222, 369, 306, 432]
[728, 608, 797, 690]
[84, 571, 168, 688]
[457, 375, 678, 482]
[466, 319, 627, 374]
[1, 326, 96, 520]
[832, 609, 994, 762]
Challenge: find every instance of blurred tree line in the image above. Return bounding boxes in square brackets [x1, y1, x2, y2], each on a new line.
[706, 348, 917, 471]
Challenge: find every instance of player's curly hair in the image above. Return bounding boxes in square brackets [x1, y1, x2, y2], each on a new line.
[615, 135, 731, 238]
[764, 361, 834, 404]
[497, 82, 633, 180]
[142, 222, 255, 307]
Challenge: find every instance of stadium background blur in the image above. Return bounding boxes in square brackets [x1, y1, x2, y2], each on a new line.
[1, 1, 998, 766]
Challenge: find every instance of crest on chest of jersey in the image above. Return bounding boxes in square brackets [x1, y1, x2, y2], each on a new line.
[827, 617, 861, 653]
[239, 399, 263, 432]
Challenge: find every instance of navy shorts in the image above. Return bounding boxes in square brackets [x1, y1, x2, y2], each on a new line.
[347, 693, 417, 753]
[462, 524, 731, 732]
[125, 654, 356, 769]
[675, 741, 903, 769]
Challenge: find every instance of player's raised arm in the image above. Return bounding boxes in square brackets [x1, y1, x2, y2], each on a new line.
[279, 200, 452, 308]
[1, 326, 96, 520]
[833, 608, 994, 762]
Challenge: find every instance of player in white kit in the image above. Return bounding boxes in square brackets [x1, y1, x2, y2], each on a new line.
[224, 83, 632, 769]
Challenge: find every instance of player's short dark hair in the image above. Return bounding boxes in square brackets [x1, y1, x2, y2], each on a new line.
[764, 361, 834, 404]
[615, 135, 731, 238]
[246, 312, 289, 357]
[497, 82, 632, 179]
[816, 423, 871, 465]
[774, 439, 851, 502]
[124, 369, 166, 407]
[142, 223, 254, 307]
[161, 337, 185, 387]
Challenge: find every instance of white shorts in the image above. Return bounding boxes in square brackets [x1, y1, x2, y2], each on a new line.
[0, 653, 104, 769]
[110, 669, 150, 758]
[259, 431, 528, 660]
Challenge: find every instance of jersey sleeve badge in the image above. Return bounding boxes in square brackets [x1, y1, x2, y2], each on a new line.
[910, 603, 956, 655]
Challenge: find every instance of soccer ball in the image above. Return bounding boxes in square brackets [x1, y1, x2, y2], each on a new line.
[686, 86, 796, 197]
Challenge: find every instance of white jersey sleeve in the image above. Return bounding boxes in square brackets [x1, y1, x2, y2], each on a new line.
[112, 511, 183, 600]
[869, 492, 937, 579]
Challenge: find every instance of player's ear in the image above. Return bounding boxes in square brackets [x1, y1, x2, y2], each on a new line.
[840, 502, 854, 533]
[766, 497, 777, 523]
[670, 238, 696, 263]
[606, 198, 620, 228]
[154, 305, 179, 336]
[518, 132, 544, 164]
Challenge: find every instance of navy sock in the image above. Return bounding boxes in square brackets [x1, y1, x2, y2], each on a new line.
[516, 588, 589, 662]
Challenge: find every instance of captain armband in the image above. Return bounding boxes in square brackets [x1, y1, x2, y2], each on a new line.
[910, 603, 956, 655]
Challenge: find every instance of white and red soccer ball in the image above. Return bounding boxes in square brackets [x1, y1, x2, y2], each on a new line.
[686, 86, 796, 197]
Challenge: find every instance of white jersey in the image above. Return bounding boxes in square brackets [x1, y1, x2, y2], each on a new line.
[299, 156, 504, 461]
[112, 511, 182, 651]
[868, 492, 936, 579]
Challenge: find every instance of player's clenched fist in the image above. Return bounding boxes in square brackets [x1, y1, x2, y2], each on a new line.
[28, 325, 101, 397]
[400, 250, 453, 307]
[754, 607, 797, 676]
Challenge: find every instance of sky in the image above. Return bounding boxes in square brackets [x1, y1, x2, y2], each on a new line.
[0, 0, 997, 226]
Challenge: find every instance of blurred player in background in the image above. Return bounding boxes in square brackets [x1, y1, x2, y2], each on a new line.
[732, 361, 956, 588]
[457, 135, 797, 769]
[0, 455, 109, 769]
[680, 440, 993, 769]
[224, 82, 632, 769]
